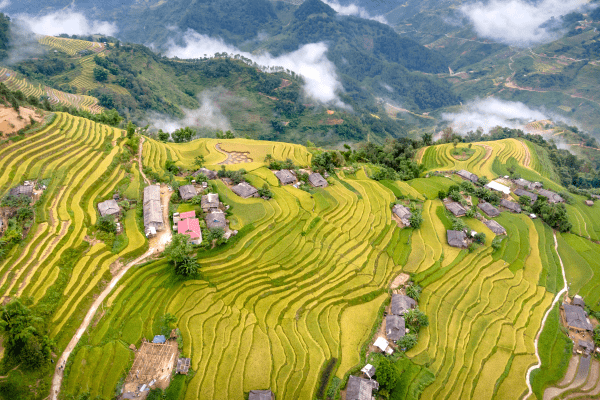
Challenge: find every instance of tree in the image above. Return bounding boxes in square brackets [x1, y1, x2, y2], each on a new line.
[164, 234, 193, 269]
[126, 121, 136, 139]
[594, 325, 600, 347]
[422, 132, 433, 146]
[474, 232, 486, 245]
[93, 67, 108, 82]
[405, 308, 429, 330]
[518, 195, 531, 208]
[158, 129, 170, 142]
[406, 284, 422, 301]
[174, 256, 198, 277]
[194, 154, 205, 169]
[491, 236, 504, 251]
[468, 143, 473, 149]
[376, 357, 398, 391]
[478, 176, 489, 186]
[453, 138, 459, 149]
[409, 209, 423, 229]
[16, 206, 33, 222]
[97, 215, 117, 233]
[258, 183, 273, 199]
[397, 333, 418, 350]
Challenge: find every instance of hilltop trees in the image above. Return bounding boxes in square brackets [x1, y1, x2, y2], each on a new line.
[164, 234, 198, 277]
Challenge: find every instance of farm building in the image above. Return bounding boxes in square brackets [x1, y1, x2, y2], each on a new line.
[538, 189, 563, 203]
[9, 185, 33, 198]
[514, 178, 541, 191]
[249, 390, 275, 400]
[179, 185, 197, 201]
[485, 181, 511, 195]
[206, 211, 227, 230]
[456, 169, 478, 183]
[478, 201, 500, 217]
[514, 189, 538, 203]
[361, 364, 375, 379]
[143, 185, 164, 235]
[176, 358, 190, 375]
[152, 335, 166, 344]
[585, 200, 594, 206]
[275, 169, 296, 185]
[392, 204, 412, 227]
[579, 340, 595, 355]
[97, 199, 121, 218]
[561, 303, 594, 333]
[572, 295, 585, 308]
[484, 220, 506, 235]
[308, 172, 328, 188]
[346, 375, 379, 400]
[374, 337, 392, 353]
[500, 199, 521, 213]
[201, 193, 220, 212]
[391, 294, 416, 315]
[445, 202, 466, 217]
[386, 315, 405, 342]
[447, 230, 468, 248]
[231, 182, 259, 198]
[178, 217, 202, 245]
[195, 168, 218, 180]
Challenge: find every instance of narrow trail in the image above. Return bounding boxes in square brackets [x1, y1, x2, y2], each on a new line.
[523, 231, 568, 399]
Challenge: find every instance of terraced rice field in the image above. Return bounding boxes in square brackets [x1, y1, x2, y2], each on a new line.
[0, 67, 103, 113]
[142, 137, 312, 173]
[38, 36, 104, 56]
[0, 112, 146, 361]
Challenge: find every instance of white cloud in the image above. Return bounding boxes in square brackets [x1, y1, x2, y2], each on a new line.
[166, 31, 346, 107]
[322, 0, 388, 24]
[15, 10, 117, 36]
[0, 0, 10, 10]
[442, 97, 549, 133]
[461, 0, 590, 45]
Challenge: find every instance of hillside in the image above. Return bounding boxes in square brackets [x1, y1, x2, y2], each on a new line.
[0, 109, 598, 399]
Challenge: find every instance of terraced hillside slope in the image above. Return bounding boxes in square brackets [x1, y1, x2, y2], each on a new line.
[53, 134, 600, 400]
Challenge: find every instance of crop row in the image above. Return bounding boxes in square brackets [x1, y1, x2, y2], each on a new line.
[39, 36, 104, 56]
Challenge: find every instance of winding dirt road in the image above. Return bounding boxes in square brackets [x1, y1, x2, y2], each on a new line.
[523, 231, 568, 399]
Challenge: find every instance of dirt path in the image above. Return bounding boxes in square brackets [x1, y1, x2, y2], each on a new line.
[139, 137, 150, 186]
[523, 231, 569, 399]
[50, 182, 172, 400]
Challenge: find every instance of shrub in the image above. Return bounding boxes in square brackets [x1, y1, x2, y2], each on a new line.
[474, 232, 486, 245]
[97, 215, 117, 233]
[376, 357, 398, 391]
[406, 284, 422, 301]
[491, 236, 504, 251]
[397, 334, 417, 351]
[409, 208, 423, 229]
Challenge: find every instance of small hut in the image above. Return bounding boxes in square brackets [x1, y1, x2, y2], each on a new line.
[9, 185, 33, 198]
[585, 200, 594, 207]
[392, 204, 412, 227]
[484, 219, 506, 235]
[275, 170, 296, 185]
[346, 375, 379, 400]
[179, 185, 197, 201]
[391, 294, 416, 315]
[143, 185, 164, 234]
[385, 315, 405, 342]
[205, 211, 227, 230]
[538, 189, 564, 203]
[308, 172, 328, 188]
[447, 230, 468, 248]
[231, 182, 259, 198]
[201, 193, 220, 212]
[195, 168, 218, 180]
[97, 199, 121, 218]
[514, 189, 538, 203]
[500, 199, 521, 213]
[445, 202, 466, 217]
[478, 201, 500, 217]
[249, 390, 275, 400]
[456, 169, 478, 183]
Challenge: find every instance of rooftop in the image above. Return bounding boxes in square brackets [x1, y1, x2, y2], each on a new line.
[231, 182, 258, 198]
[391, 294, 416, 315]
[9, 185, 33, 197]
[275, 169, 296, 185]
[447, 230, 468, 248]
[206, 211, 227, 230]
[563, 303, 593, 331]
[179, 210, 196, 220]
[445, 202, 466, 217]
[201, 193, 220, 209]
[514, 188, 538, 202]
[346, 375, 379, 400]
[98, 199, 120, 217]
[179, 185, 197, 201]
[485, 181, 511, 195]
[248, 390, 274, 400]
[308, 172, 328, 187]
[457, 169, 478, 183]
[386, 315, 405, 341]
[478, 201, 500, 217]
[178, 218, 202, 240]
[484, 219, 506, 235]
[538, 189, 564, 203]
[500, 199, 521, 213]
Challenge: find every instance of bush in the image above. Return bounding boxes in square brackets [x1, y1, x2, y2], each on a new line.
[491, 236, 504, 251]
[405, 284, 422, 301]
[474, 232, 486, 245]
[409, 208, 423, 229]
[397, 334, 417, 350]
[97, 215, 117, 233]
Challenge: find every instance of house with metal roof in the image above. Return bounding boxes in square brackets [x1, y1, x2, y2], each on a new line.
[538, 189, 564, 203]
[9, 185, 33, 198]
[97, 199, 121, 218]
[346, 375, 379, 400]
[361, 364, 376, 379]
[178, 217, 202, 245]
[179, 185, 197, 201]
[275, 169, 296, 185]
[391, 294, 416, 315]
[562, 303, 594, 333]
[484, 220, 506, 235]
[249, 390, 275, 400]
[143, 185, 164, 235]
[231, 182, 259, 198]
[206, 211, 227, 230]
[392, 204, 412, 227]
[152, 335, 166, 344]
[445, 201, 466, 217]
[308, 172, 328, 188]
[478, 201, 500, 217]
[456, 169, 478, 183]
[386, 315, 405, 342]
[485, 181, 511, 195]
[447, 230, 468, 248]
[201, 193, 220, 212]
[500, 199, 521, 213]
[514, 188, 537, 203]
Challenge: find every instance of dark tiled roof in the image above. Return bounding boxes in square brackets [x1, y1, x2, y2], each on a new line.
[391, 294, 416, 315]
[447, 230, 468, 248]
[275, 169, 296, 185]
[9, 185, 33, 197]
[179, 185, 197, 201]
[563, 303, 593, 331]
[386, 315, 405, 341]
[514, 189, 537, 203]
[98, 199, 120, 217]
[457, 169, 478, 183]
[249, 390, 274, 400]
[445, 202, 466, 217]
[231, 182, 258, 198]
[478, 201, 500, 217]
[500, 199, 521, 213]
[346, 375, 379, 400]
[308, 172, 328, 187]
[484, 219, 506, 235]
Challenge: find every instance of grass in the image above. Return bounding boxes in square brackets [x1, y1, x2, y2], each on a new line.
[451, 146, 476, 160]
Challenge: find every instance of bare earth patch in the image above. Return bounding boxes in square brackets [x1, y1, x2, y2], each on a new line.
[0, 106, 43, 136]
[390, 273, 410, 290]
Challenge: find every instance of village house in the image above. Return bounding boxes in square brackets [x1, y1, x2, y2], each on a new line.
[585, 200, 594, 207]
[514, 178, 542, 191]
[392, 204, 412, 227]
[456, 169, 478, 183]
[176, 358, 191, 375]
[373, 337, 393, 354]
[195, 168, 218, 180]
[346, 375, 379, 400]
[231, 182, 259, 198]
[275, 169, 296, 185]
[386, 314, 405, 342]
[485, 181, 511, 196]
[484, 219, 506, 235]
[179, 185, 197, 201]
[445, 201, 466, 217]
[249, 390, 275, 400]
[500, 199, 521, 213]
[514, 188, 538, 203]
[177, 212, 202, 245]
[206, 211, 227, 230]
[201, 193, 220, 213]
[97, 199, 121, 218]
[572, 295, 585, 308]
[391, 294, 416, 315]
[447, 230, 468, 248]
[478, 201, 500, 217]
[561, 303, 594, 334]
[361, 364, 376, 379]
[9, 185, 33, 198]
[308, 172, 328, 188]
[143, 185, 164, 236]
[538, 189, 564, 204]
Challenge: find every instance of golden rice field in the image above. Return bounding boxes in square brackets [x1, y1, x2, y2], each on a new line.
[38, 36, 105, 56]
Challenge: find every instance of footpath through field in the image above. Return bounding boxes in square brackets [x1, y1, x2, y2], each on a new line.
[523, 231, 569, 399]
[50, 154, 171, 400]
